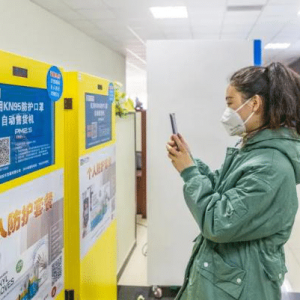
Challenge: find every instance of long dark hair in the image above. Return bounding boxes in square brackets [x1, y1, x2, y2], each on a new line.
[230, 62, 300, 135]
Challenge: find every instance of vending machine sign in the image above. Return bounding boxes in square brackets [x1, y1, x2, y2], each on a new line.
[46, 66, 63, 102]
[108, 83, 114, 104]
[0, 170, 64, 300]
[85, 93, 112, 149]
[0, 83, 55, 184]
[79, 144, 116, 258]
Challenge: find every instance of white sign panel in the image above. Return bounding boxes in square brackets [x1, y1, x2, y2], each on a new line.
[79, 144, 116, 259]
[0, 169, 64, 300]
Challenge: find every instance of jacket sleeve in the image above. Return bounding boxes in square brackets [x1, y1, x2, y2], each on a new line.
[179, 163, 285, 243]
[190, 154, 222, 189]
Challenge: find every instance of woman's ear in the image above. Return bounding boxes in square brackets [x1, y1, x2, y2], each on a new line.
[252, 95, 263, 113]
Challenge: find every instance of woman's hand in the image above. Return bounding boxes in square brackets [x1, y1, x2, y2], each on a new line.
[167, 133, 192, 156]
[166, 134, 195, 173]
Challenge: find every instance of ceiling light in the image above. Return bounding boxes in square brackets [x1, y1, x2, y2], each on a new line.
[150, 6, 188, 19]
[264, 43, 291, 49]
[227, 5, 263, 11]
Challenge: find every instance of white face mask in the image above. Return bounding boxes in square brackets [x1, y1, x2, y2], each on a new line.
[221, 98, 255, 136]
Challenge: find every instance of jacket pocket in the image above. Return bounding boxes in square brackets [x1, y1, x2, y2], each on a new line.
[196, 245, 246, 299]
[259, 249, 288, 284]
[214, 188, 248, 236]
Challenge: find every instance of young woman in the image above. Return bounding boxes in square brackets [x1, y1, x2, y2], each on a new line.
[166, 62, 300, 300]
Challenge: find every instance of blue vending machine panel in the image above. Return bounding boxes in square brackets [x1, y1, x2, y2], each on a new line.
[85, 93, 112, 149]
[0, 83, 55, 183]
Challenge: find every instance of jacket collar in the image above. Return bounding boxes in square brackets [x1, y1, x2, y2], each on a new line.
[243, 126, 300, 147]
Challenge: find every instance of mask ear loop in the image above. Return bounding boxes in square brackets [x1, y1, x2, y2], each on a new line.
[235, 98, 252, 113]
[243, 97, 256, 125]
[236, 97, 255, 125]
[243, 111, 255, 125]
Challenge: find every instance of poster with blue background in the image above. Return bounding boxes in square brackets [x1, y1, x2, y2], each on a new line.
[85, 93, 112, 149]
[0, 83, 54, 184]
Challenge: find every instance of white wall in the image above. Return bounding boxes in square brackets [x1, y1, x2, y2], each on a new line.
[116, 114, 136, 275]
[126, 62, 147, 109]
[147, 40, 253, 286]
[0, 0, 125, 84]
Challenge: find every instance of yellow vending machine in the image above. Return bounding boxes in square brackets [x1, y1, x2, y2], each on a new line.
[64, 72, 117, 300]
[0, 50, 64, 300]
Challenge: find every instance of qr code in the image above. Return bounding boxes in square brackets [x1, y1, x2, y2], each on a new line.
[0, 137, 10, 167]
[92, 122, 97, 139]
[52, 256, 62, 285]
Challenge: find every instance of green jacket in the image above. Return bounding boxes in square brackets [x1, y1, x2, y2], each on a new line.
[175, 127, 299, 300]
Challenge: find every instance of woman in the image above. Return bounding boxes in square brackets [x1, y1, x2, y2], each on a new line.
[166, 62, 300, 300]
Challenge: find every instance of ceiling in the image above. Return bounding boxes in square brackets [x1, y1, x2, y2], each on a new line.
[30, 0, 300, 71]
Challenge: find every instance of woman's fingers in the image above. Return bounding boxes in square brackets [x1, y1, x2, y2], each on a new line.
[168, 135, 184, 152]
[177, 133, 187, 145]
[172, 135, 185, 152]
[177, 133, 190, 153]
[166, 144, 177, 156]
[168, 140, 176, 147]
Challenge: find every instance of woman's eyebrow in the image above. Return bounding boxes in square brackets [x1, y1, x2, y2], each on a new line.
[226, 96, 233, 100]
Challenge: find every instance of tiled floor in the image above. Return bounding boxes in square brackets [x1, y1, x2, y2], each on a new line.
[118, 214, 148, 286]
[118, 214, 300, 298]
[118, 285, 180, 300]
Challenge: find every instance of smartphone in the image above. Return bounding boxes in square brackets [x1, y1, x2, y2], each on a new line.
[169, 113, 179, 150]
[170, 113, 178, 135]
